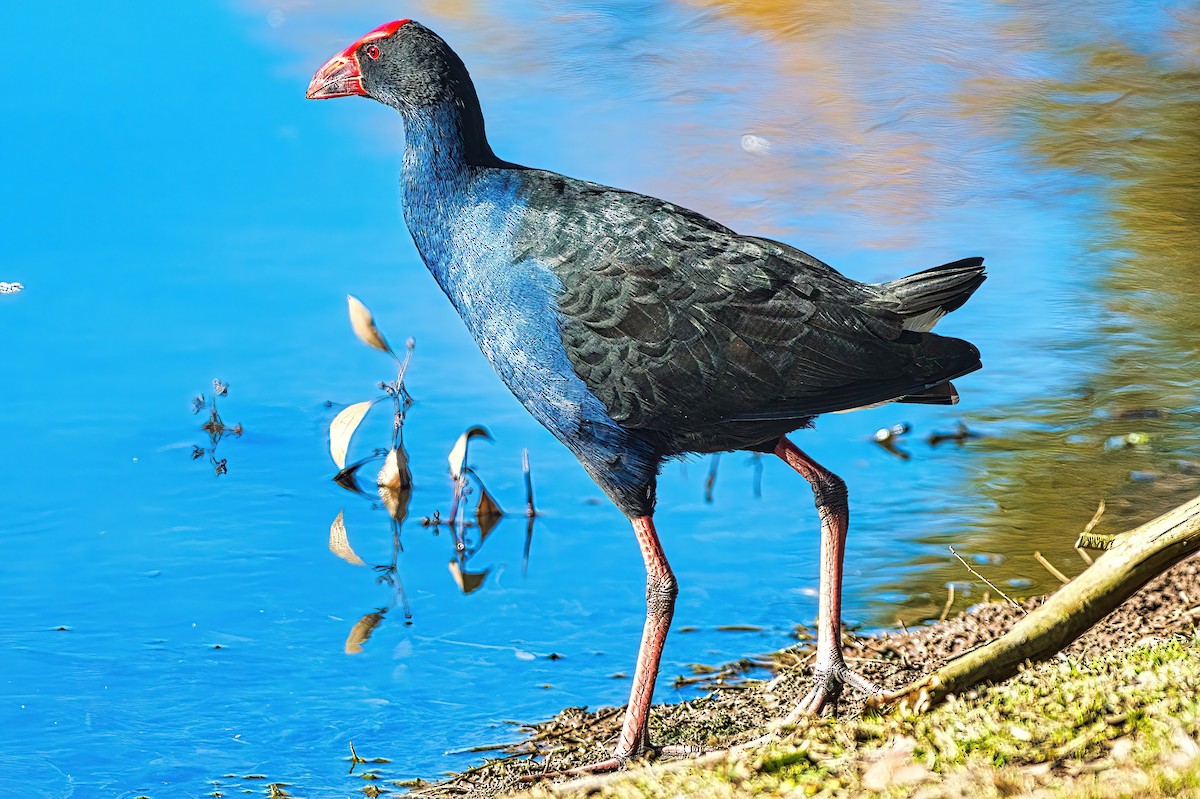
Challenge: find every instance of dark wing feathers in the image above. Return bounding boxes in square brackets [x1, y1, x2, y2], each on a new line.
[513, 172, 981, 436]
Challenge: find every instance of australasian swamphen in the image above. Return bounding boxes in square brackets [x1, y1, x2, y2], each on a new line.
[308, 20, 985, 771]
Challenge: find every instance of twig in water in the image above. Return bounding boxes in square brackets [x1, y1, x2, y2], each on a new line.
[1084, 500, 1106, 534]
[443, 740, 516, 756]
[523, 449, 536, 517]
[1033, 551, 1070, 585]
[1075, 500, 1112, 550]
[948, 545, 1025, 613]
[938, 583, 955, 622]
[1076, 547, 1094, 565]
[704, 454, 720, 503]
[348, 741, 366, 774]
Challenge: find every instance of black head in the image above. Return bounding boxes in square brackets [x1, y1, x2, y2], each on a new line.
[306, 20, 470, 112]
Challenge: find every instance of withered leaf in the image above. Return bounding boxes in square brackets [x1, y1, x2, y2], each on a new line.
[329, 509, 366, 566]
[332, 460, 368, 494]
[377, 448, 413, 522]
[448, 425, 492, 480]
[475, 486, 503, 540]
[376, 447, 412, 492]
[329, 400, 373, 470]
[448, 560, 491, 594]
[347, 294, 393, 355]
[345, 609, 387, 654]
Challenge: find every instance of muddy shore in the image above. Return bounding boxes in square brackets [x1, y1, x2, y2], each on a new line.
[391, 555, 1200, 798]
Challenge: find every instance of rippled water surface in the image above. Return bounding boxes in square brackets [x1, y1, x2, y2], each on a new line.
[4, 1, 1200, 796]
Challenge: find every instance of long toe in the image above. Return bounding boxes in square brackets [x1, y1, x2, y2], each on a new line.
[517, 756, 627, 783]
[786, 661, 883, 722]
[519, 742, 707, 783]
[658, 744, 707, 759]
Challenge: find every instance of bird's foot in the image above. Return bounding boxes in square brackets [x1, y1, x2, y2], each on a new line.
[784, 658, 883, 723]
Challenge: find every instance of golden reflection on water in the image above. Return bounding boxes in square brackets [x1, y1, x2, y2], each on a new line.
[882, 16, 1200, 622]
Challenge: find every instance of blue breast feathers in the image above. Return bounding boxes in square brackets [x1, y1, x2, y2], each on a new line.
[402, 167, 659, 510]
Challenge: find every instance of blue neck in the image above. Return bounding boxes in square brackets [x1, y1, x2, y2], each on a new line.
[399, 94, 522, 292]
[402, 103, 472, 191]
[400, 103, 475, 290]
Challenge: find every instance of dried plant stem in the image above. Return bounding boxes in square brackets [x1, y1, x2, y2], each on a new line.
[1075, 500, 1111, 549]
[938, 583, 956, 622]
[948, 545, 1023, 611]
[395, 337, 415, 381]
[523, 449, 536, 517]
[1033, 551, 1071, 584]
[704, 454, 720, 503]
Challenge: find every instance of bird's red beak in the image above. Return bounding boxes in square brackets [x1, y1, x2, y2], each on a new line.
[306, 19, 411, 100]
[306, 50, 366, 99]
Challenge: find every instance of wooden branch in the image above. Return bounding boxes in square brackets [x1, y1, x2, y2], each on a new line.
[879, 492, 1200, 712]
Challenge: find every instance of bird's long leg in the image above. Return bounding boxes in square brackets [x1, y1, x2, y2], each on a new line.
[615, 515, 677, 756]
[558, 515, 678, 776]
[775, 437, 882, 718]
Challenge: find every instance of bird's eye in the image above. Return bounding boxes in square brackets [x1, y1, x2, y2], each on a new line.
[365, 44, 381, 60]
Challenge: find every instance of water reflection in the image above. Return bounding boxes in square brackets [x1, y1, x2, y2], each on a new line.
[274, 0, 1200, 622]
[325, 300, 543, 650]
[882, 19, 1200, 621]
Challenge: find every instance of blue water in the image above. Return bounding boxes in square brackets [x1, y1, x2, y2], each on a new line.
[4, 1, 1199, 796]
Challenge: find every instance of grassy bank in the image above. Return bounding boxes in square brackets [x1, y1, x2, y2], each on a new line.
[520, 636, 1200, 799]
[401, 557, 1200, 798]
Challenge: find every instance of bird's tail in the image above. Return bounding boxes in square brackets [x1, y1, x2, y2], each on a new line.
[874, 257, 987, 332]
[894, 330, 982, 407]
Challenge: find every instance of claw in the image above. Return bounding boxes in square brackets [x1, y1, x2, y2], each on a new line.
[784, 659, 883, 723]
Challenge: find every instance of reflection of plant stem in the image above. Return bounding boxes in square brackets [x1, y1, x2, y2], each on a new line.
[388, 519, 412, 620]
[447, 476, 467, 547]
[523, 514, 535, 577]
[1033, 550, 1071, 585]
[938, 583, 955, 622]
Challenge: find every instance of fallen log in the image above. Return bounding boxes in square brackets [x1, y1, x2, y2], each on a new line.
[880, 492, 1200, 712]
